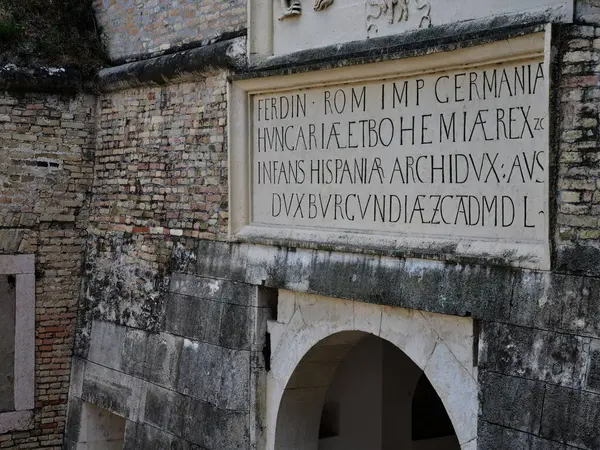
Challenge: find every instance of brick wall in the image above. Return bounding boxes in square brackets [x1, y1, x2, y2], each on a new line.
[556, 25, 600, 273]
[73, 75, 229, 348]
[0, 92, 95, 449]
[93, 0, 246, 62]
[65, 72, 268, 449]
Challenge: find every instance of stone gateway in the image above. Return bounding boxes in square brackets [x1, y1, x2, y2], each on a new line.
[2, 0, 600, 450]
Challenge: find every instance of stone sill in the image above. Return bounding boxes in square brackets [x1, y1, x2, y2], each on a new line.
[234, 225, 550, 270]
[0, 410, 34, 434]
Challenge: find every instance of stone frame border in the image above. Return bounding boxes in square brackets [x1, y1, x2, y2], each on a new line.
[228, 30, 553, 270]
[0, 255, 35, 433]
[266, 290, 478, 449]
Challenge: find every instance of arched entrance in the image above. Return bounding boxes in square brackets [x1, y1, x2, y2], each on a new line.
[275, 332, 460, 450]
[265, 291, 476, 450]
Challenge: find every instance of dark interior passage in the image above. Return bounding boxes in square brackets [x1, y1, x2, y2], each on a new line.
[317, 335, 460, 450]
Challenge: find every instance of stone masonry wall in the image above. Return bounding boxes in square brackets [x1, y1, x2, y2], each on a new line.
[0, 91, 95, 449]
[65, 72, 250, 449]
[64, 21, 600, 450]
[477, 24, 600, 449]
[66, 276, 270, 450]
[74, 75, 229, 343]
[93, 0, 246, 62]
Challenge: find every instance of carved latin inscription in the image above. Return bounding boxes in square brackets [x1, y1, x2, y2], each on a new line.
[251, 59, 548, 244]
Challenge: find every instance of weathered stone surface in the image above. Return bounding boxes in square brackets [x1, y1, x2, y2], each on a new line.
[64, 397, 83, 443]
[587, 342, 600, 391]
[479, 371, 545, 434]
[479, 322, 588, 388]
[142, 333, 183, 390]
[0, 230, 24, 253]
[169, 274, 259, 307]
[479, 422, 578, 449]
[93, 0, 246, 62]
[193, 240, 600, 341]
[541, 385, 600, 449]
[81, 363, 143, 421]
[184, 397, 249, 450]
[87, 320, 126, 372]
[164, 293, 253, 350]
[143, 384, 188, 438]
[143, 383, 249, 449]
[177, 340, 249, 410]
[124, 421, 207, 450]
[96, 38, 247, 91]
[121, 329, 149, 380]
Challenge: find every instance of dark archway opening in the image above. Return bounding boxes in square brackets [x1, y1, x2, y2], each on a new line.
[316, 335, 460, 450]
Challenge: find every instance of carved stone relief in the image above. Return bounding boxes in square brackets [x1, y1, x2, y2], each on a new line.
[277, 0, 432, 37]
[367, 0, 432, 34]
[279, 0, 334, 19]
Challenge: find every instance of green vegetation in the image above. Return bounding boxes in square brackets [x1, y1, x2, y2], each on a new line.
[0, 0, 106, 74]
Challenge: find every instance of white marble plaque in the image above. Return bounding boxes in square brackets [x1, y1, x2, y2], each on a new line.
[250, 58, 548, 245]
[230, 34, 550, 268]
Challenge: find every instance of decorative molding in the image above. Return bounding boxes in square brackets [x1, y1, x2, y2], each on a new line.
[367, 0, 432, 35]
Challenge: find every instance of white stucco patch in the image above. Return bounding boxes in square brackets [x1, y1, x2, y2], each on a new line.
[265, 290, 477, 449]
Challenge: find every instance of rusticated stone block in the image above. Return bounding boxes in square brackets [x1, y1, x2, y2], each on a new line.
[541, 385, 600, 449]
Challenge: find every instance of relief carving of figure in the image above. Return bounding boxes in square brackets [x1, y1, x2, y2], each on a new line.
[279, 0, 334, 19]
[367, 0, 432, 33]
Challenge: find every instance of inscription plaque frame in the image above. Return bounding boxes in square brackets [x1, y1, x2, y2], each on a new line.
[229, 31, 552, 269]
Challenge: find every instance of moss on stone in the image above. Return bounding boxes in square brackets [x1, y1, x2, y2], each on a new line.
[0, 0, 106, 75]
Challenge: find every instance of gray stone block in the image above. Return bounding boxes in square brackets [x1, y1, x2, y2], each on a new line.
[177, 339, 250, 410]
[184, 397, 249, 450]
[88, 320, 126, 372]
[81, 362, 143, 421]
[164, 293, 195, 337]
[587, 344, 600, 391]
[218, 303, 252, 350]
[479, 371, 545, 434]
[0, 229, 24, 253]
[62, 438, 77, 450]
[143, 381, 249, 449]
[143, 384, 187, 438]
[541, 385, 600, 449]
[121, 329, 148, 379]
[164, 293, 253, 350]
[124, 421, 207, 450]
[479, 422, 574, 450]
[143, 333, 183, 389]
[65, 397, 83, 443]
[479, 322, 587, 388]
[169, 273, 258, 307]
[507, 273, 600, 339]
[191, 241, 600, 341]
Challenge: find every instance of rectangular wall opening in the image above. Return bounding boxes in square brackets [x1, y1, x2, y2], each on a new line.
[76, 403, 125, 450]
[0, 274, 16, 413]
